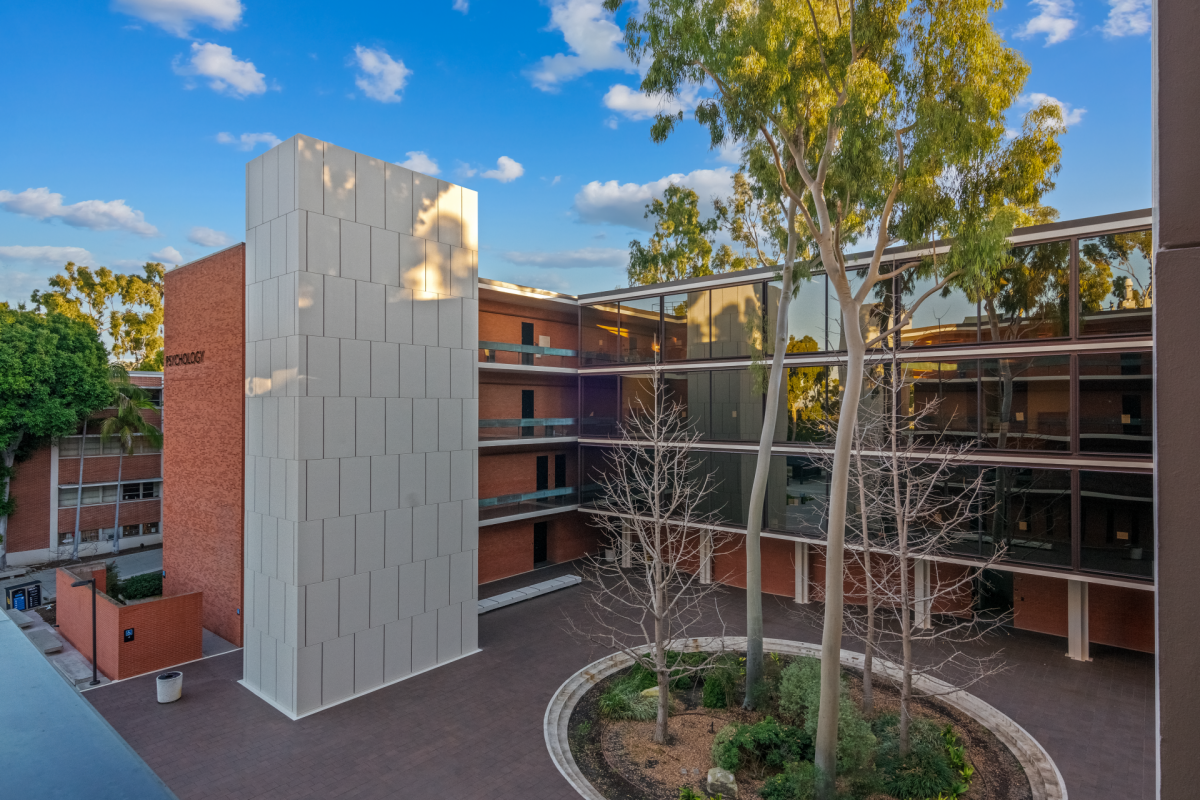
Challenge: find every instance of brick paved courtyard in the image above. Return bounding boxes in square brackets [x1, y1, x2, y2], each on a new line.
[87, 564, 1154, 800]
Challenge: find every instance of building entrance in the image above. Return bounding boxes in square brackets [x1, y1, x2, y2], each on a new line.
[533, 521, 548, 566]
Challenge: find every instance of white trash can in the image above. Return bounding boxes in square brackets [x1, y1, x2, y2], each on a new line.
[156, 671, 183, 703]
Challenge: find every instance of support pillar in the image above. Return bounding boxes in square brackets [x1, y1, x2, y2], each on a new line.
[620, 522, 632, 569]
[794, 541, 810, 604]
[913, 558, 932, 629]
[699, 532, 712, 585]
[1067, 580, 1090, 662]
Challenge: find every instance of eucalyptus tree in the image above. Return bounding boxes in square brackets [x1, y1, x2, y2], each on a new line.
[605, 0, 1064, 791]
[628, 185, 745, 285]
[99, 366, 163, 554]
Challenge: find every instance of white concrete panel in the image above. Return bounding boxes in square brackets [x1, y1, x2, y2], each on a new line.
[411, 610, 438, 673]
[278, 274, 296, 338]
[247, 282, 263, 343]
[270, 457, 286, 518]
[371, 342, 399, 398]
[438, 501, 462, 556]
[262, 145, 279, 222]
[397, 561, 426, 620]
[323, 143, 356, 221]
[322, 515, 355, 580]
[371, 227, 400, 286]
[437, 604, 462, 663]
[425, 348, 450, 398]
[385, 397, 413, 455]
[305, 578, 340, 645]
[248, 155, 263, 229]
[399, 454, 426, 508]
[247, 396, 263, 456]
[339, 457, 371, 516]
[339, 571, 369, 636]
[355, 153, 385, 228]
[286, 335, 308, 397]
[307, 337, 340, 397]
[356, 281, 385, 342]
[296, 642, 322, 716]
[425, 452, 450, 505]
[255, 456, 271, 515]
[286, 460, 306, 523]
[383, 618, 412, 681]
[398, 345, 426, 399]
[370, 454, 399, 512]
[354, 626, 384, 695]
[461, 398, 478, 451]
[399, 234, 424, 290]
[306, 458, 340, 521]
[384, 286, 413, 344]
[296, 135, 324, 213]
[285, 583, 305, 648]
[451, 351, 473, 402]
[356, 397, 385, 457]
[255, 339, 271, 394]
[324, 276, 356, 340]
[450, 450, 473, 502]
[322, 634, 355, 706]
[385, 507, 413, 567]
[438, 297, 462, 349]
[244, 627, 260, 691]
[263, 395, 279, 459]
[461, 500, 478, 551]
[470, 249, 478, 299]
[269, 576, 286, 641]
[412, 399, 438, 454]
[245, 226, 257, 285]
[461, 600, 478, 653]
[439, 399, 462, 451]
[340, 219, 371, 282]
[412, 173, 438, 240]
[276, 640, 295, 710]
[340, 340, 371, 398]
[412, 503, 438, 561]
[355, 510, 385, 574]
[297, 397, 323, 460]
[460, 298, 479, 350]
[271, 215, 287, 278]
[244, 456, 255, 520]
[286, 210, 305, 273]
[412, 291, 439, 347]
[307, 213, 340, 276]
[277, 518, 296, 584]
[323, 396, 355, 459]
[297, 520, 324, 585]
[278, 397, 296, 460]
[451, 246, 472, 299]
[246, 512, 263, 573]
[254, 224, 271, 284]
[279, 136, 297, 215]
[461, 187, 478, 251]
[370, 565, 398, 628]
[385, 163, 413, 235]
[438, 181, 462, 248]
[426, 242, 452, 296]
[297, 273, 323, 336]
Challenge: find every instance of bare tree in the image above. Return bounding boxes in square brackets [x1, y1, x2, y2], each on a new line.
[572, 368, 733, 745]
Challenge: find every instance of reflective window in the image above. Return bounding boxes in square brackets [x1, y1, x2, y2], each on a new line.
[826, 270, 893, 351]
[978, 240, 1070, 341]
[765, 273, 827, 355]
[776, 364, 839, 443]
[765, 455, 830, 536]
[580, 446, 611, 504]
[1079, 231, 1153, 337]
[710, 284, 763, 358]
[580, 375, 618, 437]
[1079, 471, 1153, 577]
[922, 466, 987, 557]
[710, 369, 764, 441]
[669, 371, 711, 438]
[693, 451, 757, 525]
[985, 467, 1072, 567]
[663, 292, 711, 361]
[896, 264, 979, 348]
[581, 303, 622, 365]
[981, 356, 1070, 450]
[1078, 352, 1152, 455]
[619, 373, 659, 428]
[621, 296, 662, 363]
[905, 360, 979, 444]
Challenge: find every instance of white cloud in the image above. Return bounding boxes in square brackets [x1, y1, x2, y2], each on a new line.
[603, 84, 696, 121]
[188, 226, 232, 247]
[174, 42, 266, 97]
[1019, 92, 1086, 127]
[453, 0, 469, 12]
[574, 167, 734, 230]
[715, 139, 744, 164]
[398, 151, 439, 175]
[551, 176, 562, 186]
[216, 131, 281, 151]
[1104, 0, 1151, 37]
[604, 116, 619, 130]
[150, 246, 184, 264]
[481, 156, 525, 183]
[0, 245, 96, 265]
[351, 45, 411, 104]
[0, 187, 159, 237]
[113, 0, 242, 37]
[1016, 0, 1077, 45]
[500, 247, 627, 270]
[524, 0, 634, 92]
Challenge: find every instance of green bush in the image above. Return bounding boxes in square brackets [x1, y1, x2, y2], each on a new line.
[104, 563, 122, 600]
[758, 761, 818, 800]
[777, 657, 875, 773]
[711, 718, 812, 779]
[598, 676, 658, 721]
[873, 715, 963, 800]
[702, 653, 742, 708]
[119, 571, 163, 601]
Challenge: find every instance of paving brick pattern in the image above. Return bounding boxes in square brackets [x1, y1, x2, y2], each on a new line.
[87, 575, 1154, 800]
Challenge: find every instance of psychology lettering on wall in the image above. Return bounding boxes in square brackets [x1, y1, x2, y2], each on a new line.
[166, 351, 205, 367]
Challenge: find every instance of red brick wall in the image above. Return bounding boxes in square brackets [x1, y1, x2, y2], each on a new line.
[715, 537, 796, 597]
[546, 511, 602, 564]
[478, 449, 577, 499]
[59, 454, 161, 484]
[1013, 573, 1069, 638]
[162, 245, 245, 647]
[57, 499, 161, 535]
[1089, 583, 1155, 653]
[480, 520, 534, 584]
[478, 382, 578, 421]
[479, 299, 578, 348]
[5, 446, 51, 554]
[56, 567, 203, 680]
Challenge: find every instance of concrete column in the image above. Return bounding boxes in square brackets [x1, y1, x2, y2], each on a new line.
[794, 541, 810, 604]
[1067, 580, 1090, 662]
[913, 559, 931, 630]
[699, 532, 712, 585]
[620, 522, 632, 568]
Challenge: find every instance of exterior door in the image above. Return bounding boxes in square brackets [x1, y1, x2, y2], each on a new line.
[533, 521, 548, 565]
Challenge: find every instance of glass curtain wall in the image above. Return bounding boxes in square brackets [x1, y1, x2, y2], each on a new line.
[1078, 351, 1152, 454]
[978, 240, 1070, 342]
[980, 356, 1070, 451]
[1079, 470, 1153, 577]
[1078, 231, 1153, 337]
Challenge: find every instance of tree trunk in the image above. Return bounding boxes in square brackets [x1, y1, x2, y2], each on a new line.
[654, 614, 669, 744]
[72, 419, 88, 560]
[857, 448, 875, 717]
[0, 436, 21, 571]
[891, 340, 913, 758]
[111, 452, 123, 555]
[743, 205, 797, 708]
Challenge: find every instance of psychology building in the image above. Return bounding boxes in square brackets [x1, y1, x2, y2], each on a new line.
[157, 135, 1152, 720]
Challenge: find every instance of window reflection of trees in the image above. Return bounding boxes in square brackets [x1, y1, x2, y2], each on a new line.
[1078, 230, 1153, 337]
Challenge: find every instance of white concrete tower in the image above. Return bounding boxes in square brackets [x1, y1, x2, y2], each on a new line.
[242, 135, 480, 717]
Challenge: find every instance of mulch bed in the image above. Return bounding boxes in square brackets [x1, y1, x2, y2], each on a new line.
[567, 659, 1033, 800]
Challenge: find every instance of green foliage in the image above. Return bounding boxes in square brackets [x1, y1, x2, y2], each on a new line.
[627, 185, 746, 286]
[872, 716, 964, 800]
[678, 787, 705, 800]
[104, 563, 122, 600]
[119, 571, 163, 601]
[759, 761, 818, 800]
[777, 658, 876, 773]
[712, 718, 812, 779]
[599, 676, 659, 721]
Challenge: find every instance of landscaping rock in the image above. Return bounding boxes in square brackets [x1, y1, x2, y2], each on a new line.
[640, 686, 659, 698]
[707, 766, 738, 798]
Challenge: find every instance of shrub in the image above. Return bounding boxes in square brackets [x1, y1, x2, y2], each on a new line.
[119, 571, 163, 601]
[598, 676, 658, 721]
[104, 563, 122, 600]
[759, 761, 818, 800]
[702, 653, 742, 708]
[711, 717, 812, 779]
[777, 657, 875, 773]
[873, 716, 962, 799]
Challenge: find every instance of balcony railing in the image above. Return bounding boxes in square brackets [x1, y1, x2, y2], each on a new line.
[479, 486, 578, 520]
[479, 341, 579, 369]
[479, 417, 578, 441]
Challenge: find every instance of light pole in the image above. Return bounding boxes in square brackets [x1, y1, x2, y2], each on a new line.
[70, 577, 101, 686]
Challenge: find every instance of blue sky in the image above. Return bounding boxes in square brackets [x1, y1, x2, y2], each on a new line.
[0, 0, 1152, 305]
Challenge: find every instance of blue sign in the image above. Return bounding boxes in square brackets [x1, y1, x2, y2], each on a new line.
[123, 628, 135, 643]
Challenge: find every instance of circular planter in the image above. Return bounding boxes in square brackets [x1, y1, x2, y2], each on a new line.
[156, 671, 183, 703]
[544, 637, 1067, 800]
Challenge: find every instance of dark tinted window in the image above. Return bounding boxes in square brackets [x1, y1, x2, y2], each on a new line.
[979, 240, 1070, 341]
[581, 303, 622, 365]
[1079, 471, 1153, 577]
[1078, 351, 1152, 454]
[981, 356, 1070, 451]
[1078, 230, 1153, 337]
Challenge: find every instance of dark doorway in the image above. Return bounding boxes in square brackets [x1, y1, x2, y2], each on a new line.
[521, 322, 535, 365]
[536, 455, 549, 491]
[521, 390, 535, 437]
[555, 453, 567, 488]
[533, 521, 549, 566]
[977, 568, 1014, 622]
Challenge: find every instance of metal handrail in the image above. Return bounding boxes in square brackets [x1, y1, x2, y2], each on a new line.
[479, 340, 578, 357]
[479, 486, 577, 508]
[479, 417, 576, 428]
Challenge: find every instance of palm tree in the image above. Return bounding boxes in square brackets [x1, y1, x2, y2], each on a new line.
[98, 366, 162, 555]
